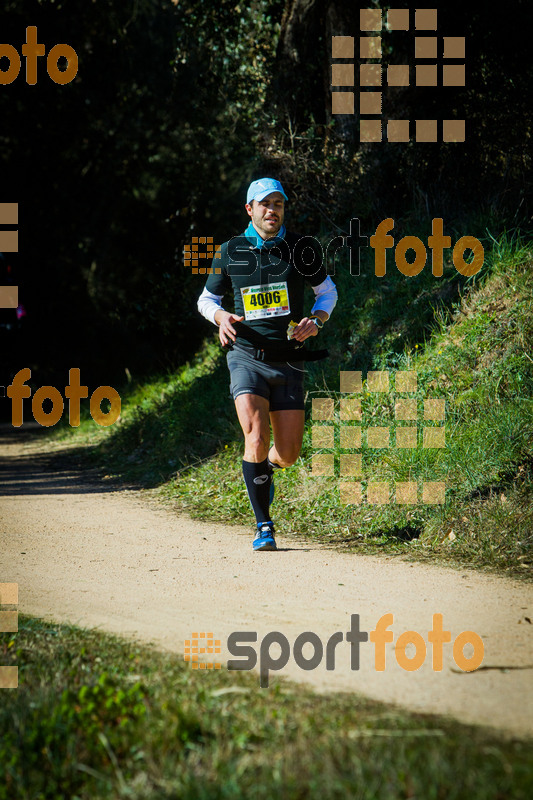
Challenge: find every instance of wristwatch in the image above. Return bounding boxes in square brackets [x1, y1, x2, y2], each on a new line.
[310, 315, 324, 330]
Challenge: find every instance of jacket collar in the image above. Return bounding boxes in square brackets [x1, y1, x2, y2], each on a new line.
[244, 221, 286, 250]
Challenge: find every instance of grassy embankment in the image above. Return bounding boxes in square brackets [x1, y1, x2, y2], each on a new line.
[56, 228, 533, 576]
[1, 616, 532, 799]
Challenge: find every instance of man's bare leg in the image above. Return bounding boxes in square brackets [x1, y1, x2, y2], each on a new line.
[234, 394, 271, 462]
[269, 409, 305, 468]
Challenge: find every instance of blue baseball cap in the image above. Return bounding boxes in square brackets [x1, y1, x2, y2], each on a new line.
[246, 178, 288, 204]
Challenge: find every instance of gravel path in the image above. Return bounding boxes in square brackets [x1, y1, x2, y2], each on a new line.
[1, 424, 532, 738]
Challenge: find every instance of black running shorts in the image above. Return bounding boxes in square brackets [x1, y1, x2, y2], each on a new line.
[226, 346, 305, 411]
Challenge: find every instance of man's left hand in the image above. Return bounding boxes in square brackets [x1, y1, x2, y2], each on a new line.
[292, 317, 319, 342]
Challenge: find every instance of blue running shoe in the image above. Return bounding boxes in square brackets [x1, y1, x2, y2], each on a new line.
[253, 521, 277, 551]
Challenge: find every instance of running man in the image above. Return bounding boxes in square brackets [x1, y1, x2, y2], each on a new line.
[197, 178, 337, 551]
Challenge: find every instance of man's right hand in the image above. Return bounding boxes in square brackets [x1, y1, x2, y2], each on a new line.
[215, 310, 244, 346]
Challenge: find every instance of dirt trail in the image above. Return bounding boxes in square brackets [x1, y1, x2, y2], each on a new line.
[1, 425, 532, 738]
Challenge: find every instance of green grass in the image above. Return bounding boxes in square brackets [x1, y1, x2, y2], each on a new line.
[1, 616, 532, 799]
[52, 229, 533, 576]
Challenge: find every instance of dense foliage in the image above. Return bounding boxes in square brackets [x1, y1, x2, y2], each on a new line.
[0, 0, 530, 389]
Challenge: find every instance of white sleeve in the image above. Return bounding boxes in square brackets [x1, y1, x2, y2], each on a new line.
[310, 276, 338, 317]
[197, 286, 224, 326]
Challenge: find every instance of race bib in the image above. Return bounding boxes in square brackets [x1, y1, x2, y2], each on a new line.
[240, 281, 290, 320]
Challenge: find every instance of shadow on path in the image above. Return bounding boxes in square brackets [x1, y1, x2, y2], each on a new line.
[0, 422, 136, 497]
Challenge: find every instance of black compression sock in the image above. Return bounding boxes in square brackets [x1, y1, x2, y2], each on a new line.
[267, 457, 281, 472]
[242, 459, 272, 523]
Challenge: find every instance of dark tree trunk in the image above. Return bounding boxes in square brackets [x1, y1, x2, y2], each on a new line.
[268, 0, 359, 142]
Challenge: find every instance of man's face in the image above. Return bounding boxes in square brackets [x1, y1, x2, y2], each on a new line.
[245, 191, 285, 239]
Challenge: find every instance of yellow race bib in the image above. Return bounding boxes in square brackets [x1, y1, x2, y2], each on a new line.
[240, 281, 290, 320]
